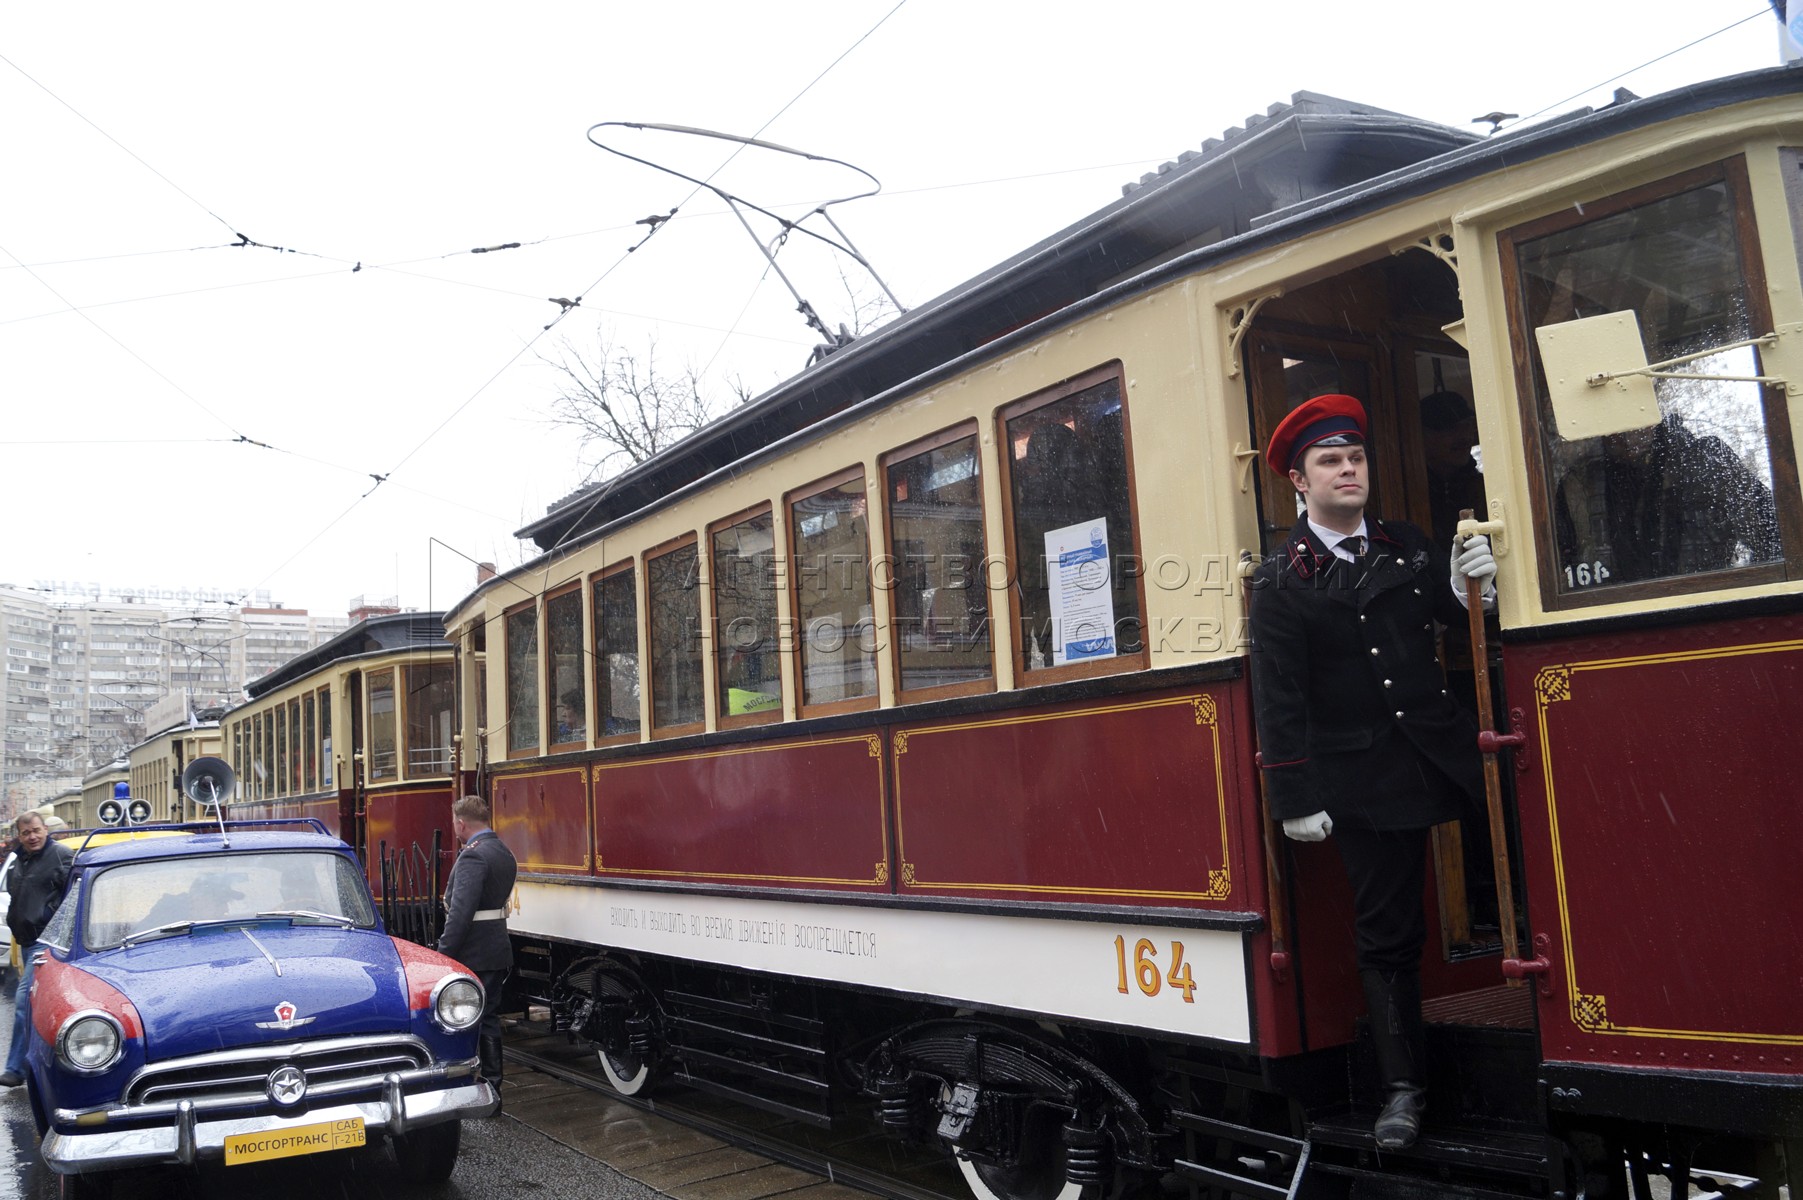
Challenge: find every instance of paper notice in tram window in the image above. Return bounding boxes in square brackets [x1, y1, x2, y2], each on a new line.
[1045, 521, 1117, 667]
[727, 687, 781, 716]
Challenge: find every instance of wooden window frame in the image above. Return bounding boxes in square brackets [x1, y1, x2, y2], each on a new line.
[303, 693, 316, 793]
[787, 465, 880, 719]
[646, 533, 707, 740]
[709, 503, 784, 731]
[274, 703, 288, 798]
[502, 597, 542, 759]
[367, 667, 399, 781]
[1497, 156, 1803, 612]
[317, 685, 333, 790]
[879, 421, 997, 704]
[544, 580, 589, 754]
[994, 363, 1151, 687]
[288, 696, 302, 794]
[589, 559, 642, 748]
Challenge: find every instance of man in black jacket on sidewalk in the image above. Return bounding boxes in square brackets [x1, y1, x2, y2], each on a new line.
[1248, 394, 1497, 1150]
[1, 812, 75, 1087]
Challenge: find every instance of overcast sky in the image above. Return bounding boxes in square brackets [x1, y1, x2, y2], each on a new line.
[0, 2, 1782, 619]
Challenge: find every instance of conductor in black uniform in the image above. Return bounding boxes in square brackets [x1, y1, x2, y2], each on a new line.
[1248, 394, 1497, 1151]
[437, 795, 517, 1095]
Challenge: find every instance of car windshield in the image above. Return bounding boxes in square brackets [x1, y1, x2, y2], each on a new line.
[84, 851, 377, 950]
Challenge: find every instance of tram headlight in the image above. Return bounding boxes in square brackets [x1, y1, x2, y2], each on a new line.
[57, 1012, 124, 1074]
[432, 976, 484, 1033]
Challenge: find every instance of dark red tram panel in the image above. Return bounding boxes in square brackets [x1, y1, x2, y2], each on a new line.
[493, 766, 593, 875]
[1506, 612, 1803, 1076]
[891, 686, 1253, 908]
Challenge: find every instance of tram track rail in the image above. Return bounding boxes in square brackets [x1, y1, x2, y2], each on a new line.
[503, 1026, 966, 1200]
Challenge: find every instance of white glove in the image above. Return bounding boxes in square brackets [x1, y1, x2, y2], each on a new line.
[1452, 533, 1497, 587]
[1282, 811, 1333, 842]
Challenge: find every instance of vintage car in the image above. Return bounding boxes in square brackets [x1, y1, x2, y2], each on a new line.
[22, 820, 497, 1194]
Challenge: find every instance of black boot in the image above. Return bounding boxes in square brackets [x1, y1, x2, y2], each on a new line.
[479, 1034, 505, 1091]
[1361, 968, 1427, 1150]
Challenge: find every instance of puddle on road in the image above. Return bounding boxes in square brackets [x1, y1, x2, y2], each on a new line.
[0, 996, 53, 1200]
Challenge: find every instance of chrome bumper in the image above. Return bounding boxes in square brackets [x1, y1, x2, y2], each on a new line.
[41, 1076, 499, 1175]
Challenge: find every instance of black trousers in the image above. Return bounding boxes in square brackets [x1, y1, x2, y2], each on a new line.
[1333, 824, 1430, 973]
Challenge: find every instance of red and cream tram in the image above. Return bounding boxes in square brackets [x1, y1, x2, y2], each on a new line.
[446, 70, 1803, 1198]
[219, 612, 457, 933]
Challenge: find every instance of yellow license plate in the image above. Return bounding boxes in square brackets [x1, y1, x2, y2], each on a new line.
[223, 1117, 366, 1165]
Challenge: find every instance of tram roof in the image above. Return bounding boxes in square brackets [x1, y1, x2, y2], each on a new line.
[243, 610, 448, 700]
[508, 66, 1803, 573]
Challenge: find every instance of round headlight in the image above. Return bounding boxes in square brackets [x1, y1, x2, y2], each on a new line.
[432, 976, 483, 1032]
[58, 1013, 123, 1074]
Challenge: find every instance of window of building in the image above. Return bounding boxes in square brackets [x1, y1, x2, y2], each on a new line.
[505, 603, 540, 756]
[546, 586, 586, 750]
[883, 425, 993, 699]
[712, 508, 781, 726]
[367, 668, 397, 781]
[1503, 159, 1800, 607]
[647, 540, 704, 736]
[789, 468, 877, 713]
[406, 662, 454, 777]
[1000, 365, 1146, 680]
[592, 565, 641, 741]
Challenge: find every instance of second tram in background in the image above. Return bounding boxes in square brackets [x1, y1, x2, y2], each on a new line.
[216, 611, 457, 938]
[448, 72, 1803, 1200]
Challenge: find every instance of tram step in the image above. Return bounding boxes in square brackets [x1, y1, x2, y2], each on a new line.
[1305, 1112, 1558, 1196]
[1169, 1108, 1311, 1200]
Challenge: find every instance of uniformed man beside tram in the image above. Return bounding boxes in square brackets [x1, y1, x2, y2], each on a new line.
[1247, 393, 1497, 1150]
[437, 795, 516, 1099]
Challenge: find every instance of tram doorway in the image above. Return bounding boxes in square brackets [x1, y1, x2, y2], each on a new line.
[1240, 247, 1506, 962]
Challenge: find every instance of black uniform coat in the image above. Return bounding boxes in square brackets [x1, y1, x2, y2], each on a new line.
[1248, 519, 1482, 830]
[437, 830, 516, 973]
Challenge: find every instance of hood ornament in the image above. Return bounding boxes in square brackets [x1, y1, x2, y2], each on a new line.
[267, 1063, 308, 1107]
[255, 1001, 315, 1032]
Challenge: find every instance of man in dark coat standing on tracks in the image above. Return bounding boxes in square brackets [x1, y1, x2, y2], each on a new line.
[437, 795, 516, 1097]
[1, 812, 75, 1087]
[1247, 394, 1496, 1151]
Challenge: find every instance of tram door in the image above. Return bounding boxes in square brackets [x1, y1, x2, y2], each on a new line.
[1241, 248, 1505, 966]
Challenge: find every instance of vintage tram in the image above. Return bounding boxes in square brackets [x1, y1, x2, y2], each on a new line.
[444, 69, 1803, 1198]
[216, 611, 457, 936]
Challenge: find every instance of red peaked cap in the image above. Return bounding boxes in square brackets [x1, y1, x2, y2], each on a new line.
[1266, 393, 1367, 474]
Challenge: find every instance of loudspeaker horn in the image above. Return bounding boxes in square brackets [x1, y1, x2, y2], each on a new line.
[180, 756, 237, 808]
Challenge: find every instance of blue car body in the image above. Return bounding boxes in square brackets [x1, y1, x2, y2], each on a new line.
[23, 826, 497, 1180]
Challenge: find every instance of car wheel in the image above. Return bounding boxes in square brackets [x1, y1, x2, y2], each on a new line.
[391, 1119, 461, 1184]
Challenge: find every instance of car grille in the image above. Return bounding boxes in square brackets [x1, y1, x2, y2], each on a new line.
[126, 1036, 433, 1109]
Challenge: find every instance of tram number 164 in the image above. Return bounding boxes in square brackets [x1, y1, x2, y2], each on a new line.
[1113, 935, 1197, 1003]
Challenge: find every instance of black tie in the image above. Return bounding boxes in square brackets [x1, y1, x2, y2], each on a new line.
[1340, 535, 1366, 560]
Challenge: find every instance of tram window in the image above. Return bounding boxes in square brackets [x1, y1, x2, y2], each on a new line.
[473, 660, 487, 740]
[288, 697, 301, 794]
[1506, 162, 1792, 606]
[406, 662, 454, 776]
[504, 604, 540, 755]
[367, 669, 398, 781]
[253, 712, 266, 801]
[648, 541, 704, 734]
[1001, 367, 1145, 679]
[232, 723, 242, 784]
[318, 687, 332, 789]
[884, 426, 993, 698]
[275, 705, 288, 798]
[591, 566, 641, 740]
[546, 585, 586, 749]
[303, 694, 316, 792]
[712, 509, 782, 725]
[790, 469, 877, 712]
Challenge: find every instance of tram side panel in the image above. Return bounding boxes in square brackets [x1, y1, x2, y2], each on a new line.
[1506, 611, 1803, 1098]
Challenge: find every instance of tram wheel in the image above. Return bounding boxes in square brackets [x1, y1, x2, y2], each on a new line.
[952, 1101, 1091, 1200]
[553, 956, 663, 1098]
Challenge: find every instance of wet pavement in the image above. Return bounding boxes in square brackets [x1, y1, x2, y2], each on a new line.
[0, 996, 872, 1200]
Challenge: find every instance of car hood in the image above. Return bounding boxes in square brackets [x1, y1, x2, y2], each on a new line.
[78, 924, 408, 1059]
